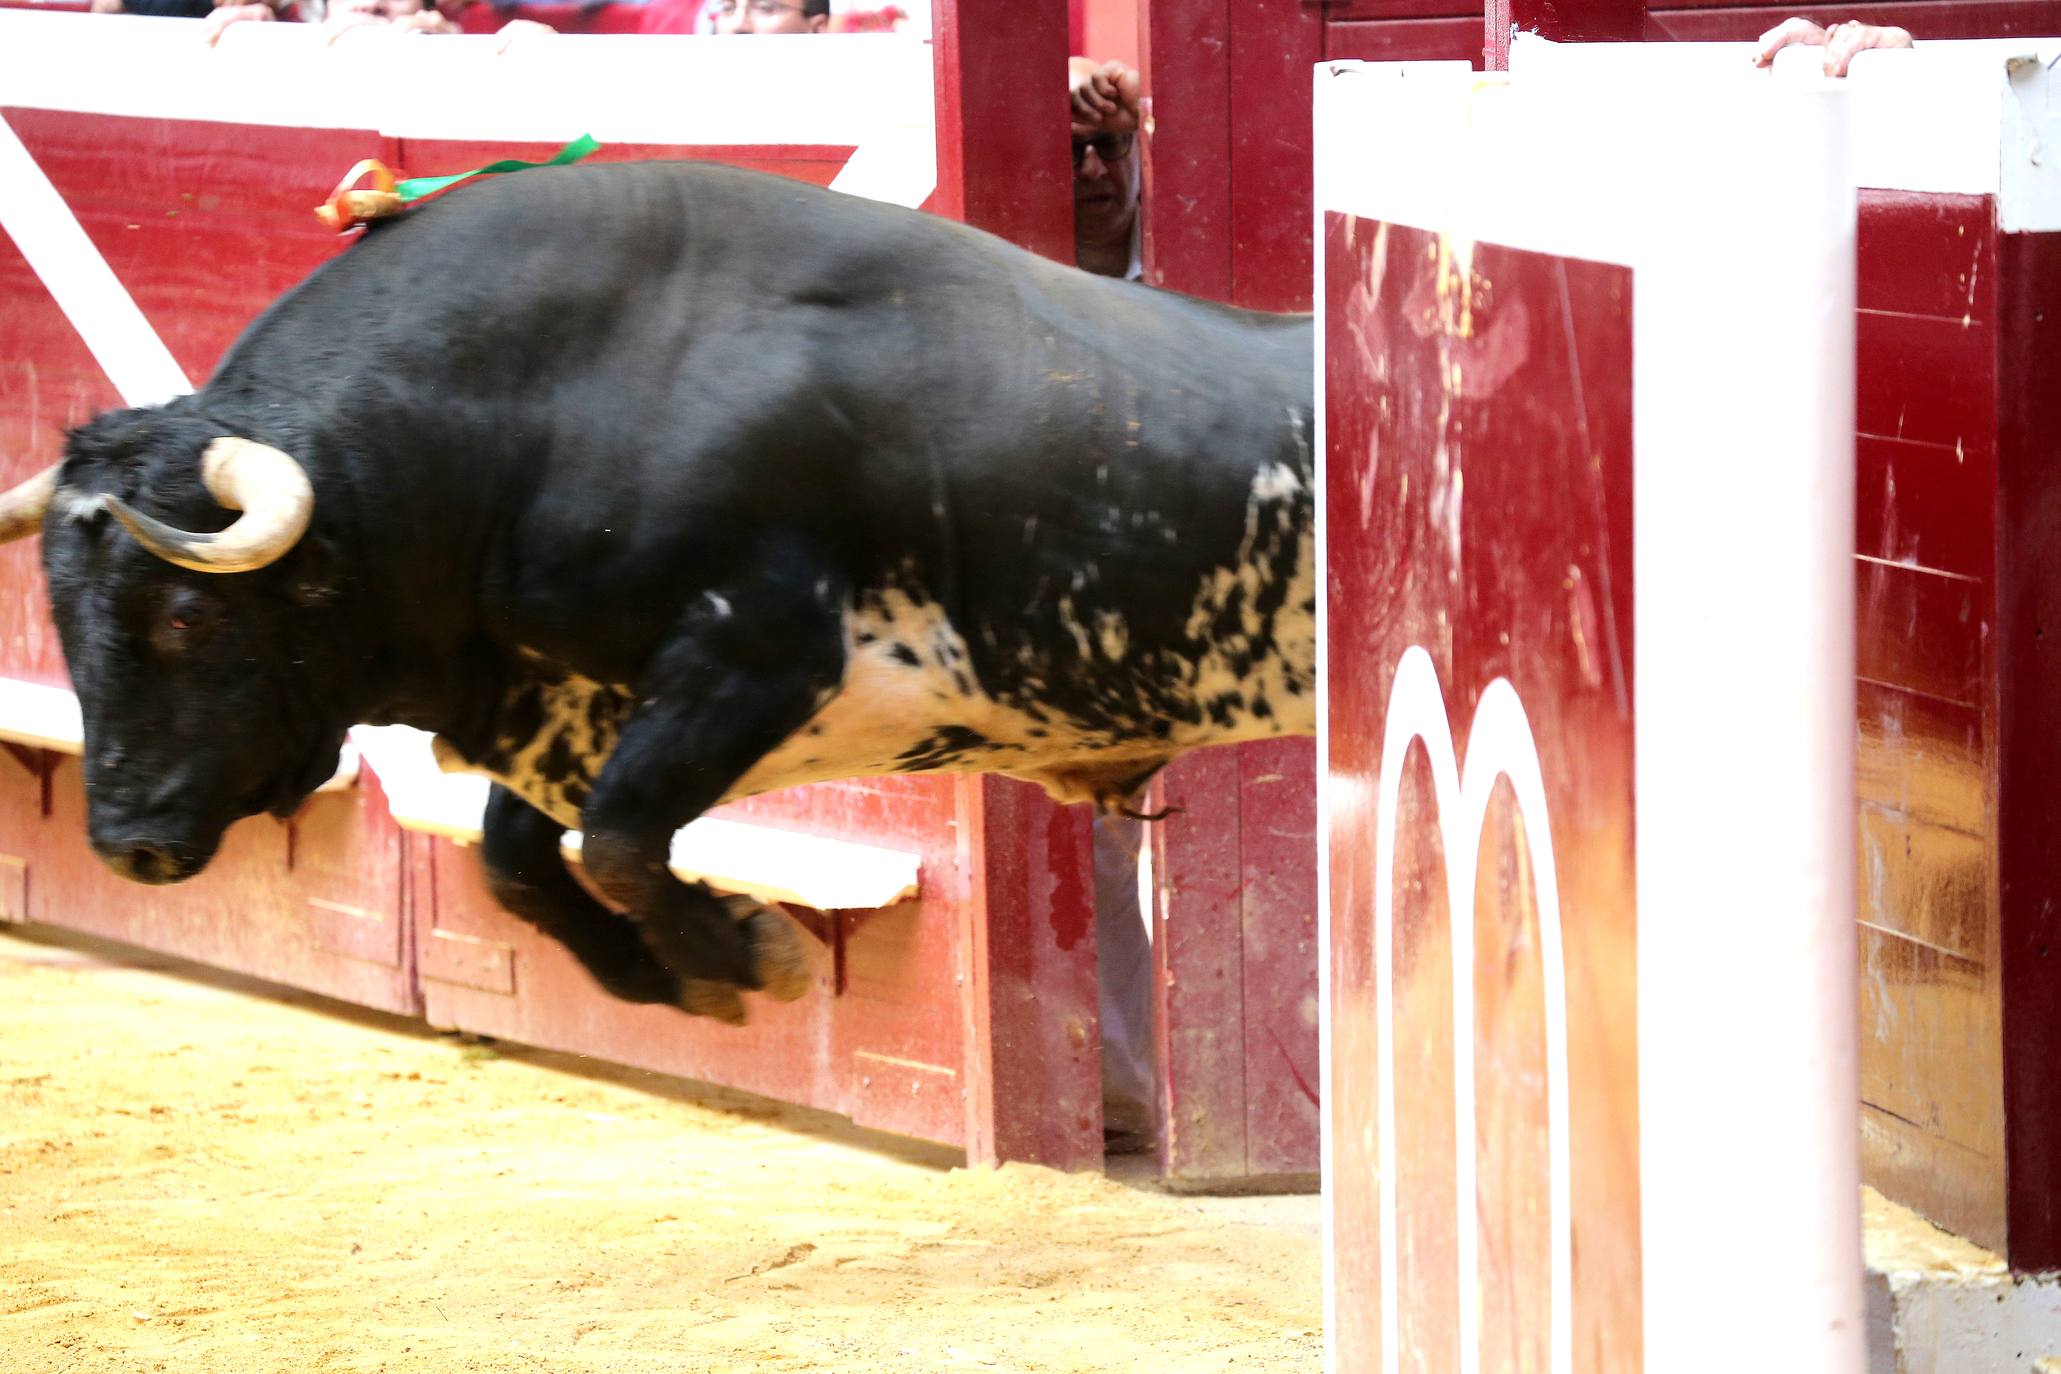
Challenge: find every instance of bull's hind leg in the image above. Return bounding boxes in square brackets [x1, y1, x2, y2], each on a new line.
[479, 784, 678, 1005]
[577, 553, 844, 1024]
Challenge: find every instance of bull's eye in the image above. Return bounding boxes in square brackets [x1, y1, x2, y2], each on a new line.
[152, 589, 223, 654]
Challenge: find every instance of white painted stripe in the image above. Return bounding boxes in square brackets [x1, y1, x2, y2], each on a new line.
[1374, 648, 1572, 1374]
[0, 111, 192, 408]
[829, 133, 937, 209]
[0, 12, 936, 206]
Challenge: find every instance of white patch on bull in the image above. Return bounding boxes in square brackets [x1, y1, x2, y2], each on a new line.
[1167, 461, 1316, 739]
[729, 589, 1125, 800]
[53, 488, 103, 522]
[1096, 610, 1129, 663]
[439, 457, 1313, 822]
[703, 590, 733, 618]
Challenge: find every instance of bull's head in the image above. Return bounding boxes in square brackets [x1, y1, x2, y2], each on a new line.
[0, 410, 341, 884]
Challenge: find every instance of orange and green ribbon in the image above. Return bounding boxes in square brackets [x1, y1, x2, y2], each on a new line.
[392, 133, 601, 202]
[316, 134, 601, 232]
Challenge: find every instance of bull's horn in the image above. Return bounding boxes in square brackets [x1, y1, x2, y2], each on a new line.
[0, 466, 56, 544]
[105, 438, 314, 574]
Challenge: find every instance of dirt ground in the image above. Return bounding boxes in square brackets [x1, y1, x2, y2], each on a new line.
[0, 924, 1321, 1374]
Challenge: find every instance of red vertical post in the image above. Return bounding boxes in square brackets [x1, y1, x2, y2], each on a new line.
[931, 0, 1074, 262]
[956, 775, 1104, 1170]
[1138, 0, 1232, 295]
[1487, 0, 1645, 69]
[1148, 748, 1249, 1179]
[931, 0, 1102, 1173]
[1225, 0, 1323, 311]
[1135, 0, 1323, 1188]
[1996, 227, 2061, 1268]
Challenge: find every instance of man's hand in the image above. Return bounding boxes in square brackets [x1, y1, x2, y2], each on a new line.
[204, 1, 274, 43]
[493, 16, 556, 48]
[1754, 15, 1912, 76]
[1069, 57, 1141, 138]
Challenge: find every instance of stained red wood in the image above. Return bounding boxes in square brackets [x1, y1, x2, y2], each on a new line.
[1322, 0, 1485, 19]
[397, 138, 858, 192]
[1324, 210, 1643, 1372]
[1237, 736, 1320, 1179]
[1856, 310, 2000, 456]
[1138, 0, 1232, 296]
[1855, 436, 1996, 578]
[418, 778, 977, 1148]
[1855, 560, 1986, 706]
[1226, 0, 1321, 312]
[1645, 1, 2061, 37]
[1149, 748, 1250, 1180]
[1489, 0, 1642, 66]
[8, 759, 419, 1014]
[1137, 0, 1328, 1189]
[955, 776, 1104, 1170]
[1847, 190, 2012, 1256]
[1994, 227, 2061, 1269]
[930, 0, 1073, 262]
[1328, 16, 1487, 63]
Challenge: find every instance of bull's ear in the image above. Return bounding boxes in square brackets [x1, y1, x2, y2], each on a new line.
[289, 535, 340, 609]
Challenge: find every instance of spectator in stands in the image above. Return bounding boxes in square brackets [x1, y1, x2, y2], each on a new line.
[1069, 56, 1142, 280]
[202, 0, 555, 45]
[91, 0, 212, 17]
[1754, 16, 1913, 76]
[708, 0, 828, 33]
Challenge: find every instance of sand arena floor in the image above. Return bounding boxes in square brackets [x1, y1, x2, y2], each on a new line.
[0, 923, 1320, 1373]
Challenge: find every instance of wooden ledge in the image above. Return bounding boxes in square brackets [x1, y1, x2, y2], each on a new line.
[349, 725, 920, 912]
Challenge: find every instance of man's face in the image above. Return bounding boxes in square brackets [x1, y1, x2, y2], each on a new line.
[1073, 131, 1140, 247]
[710, 0, 826, 33]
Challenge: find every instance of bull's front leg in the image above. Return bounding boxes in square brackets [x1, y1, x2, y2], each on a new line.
[577, 560, 844, 1025]
[480, 784, 681, 1006]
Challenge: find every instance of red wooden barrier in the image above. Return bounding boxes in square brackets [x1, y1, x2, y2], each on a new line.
[1847, 178, 2061, 1267]
[1129, 0, 2061, 1194]
[1317, 56, 1864, 1373]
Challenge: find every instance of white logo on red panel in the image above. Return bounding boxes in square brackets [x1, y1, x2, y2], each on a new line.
[1373, 644, 1571, 1374]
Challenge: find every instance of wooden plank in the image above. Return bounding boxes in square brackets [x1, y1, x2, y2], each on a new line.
[930, 0, 1073, 262]
[1856, 306, 2001, 456]
[1326, 15, 1487, 64]
[1236, 737, 1320, 1181]
[955, 774, 1104, 1171]
[1149, 748, 1248, 1181]
[1138, 0, 1232, 296]
[1226, 0, 1322, 312]
[1856, 434, 1998, 578]
[1854, 559, 1987, 707]
[1859, 191, 1995, 319]
[1490, 0, 1642, 66]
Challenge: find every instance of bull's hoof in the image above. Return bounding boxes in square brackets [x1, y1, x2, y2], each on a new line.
[746, 906, 813, 1003]
[677, 978, 749, 1026]
[715, 892, 813, 1004]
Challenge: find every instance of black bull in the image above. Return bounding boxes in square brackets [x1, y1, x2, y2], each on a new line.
[0, 161, 1315, 1023]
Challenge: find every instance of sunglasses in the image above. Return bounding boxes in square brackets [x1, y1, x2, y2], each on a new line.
[1071, 132, 1135, 168]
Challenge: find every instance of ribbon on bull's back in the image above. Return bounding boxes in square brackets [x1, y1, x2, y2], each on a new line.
[316, 134, 601, 233]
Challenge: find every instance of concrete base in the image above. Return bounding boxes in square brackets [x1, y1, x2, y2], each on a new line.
[1867, 1187, 2061, 1373]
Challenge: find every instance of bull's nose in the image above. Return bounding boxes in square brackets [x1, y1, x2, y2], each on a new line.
[92, 838, 193, 886]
